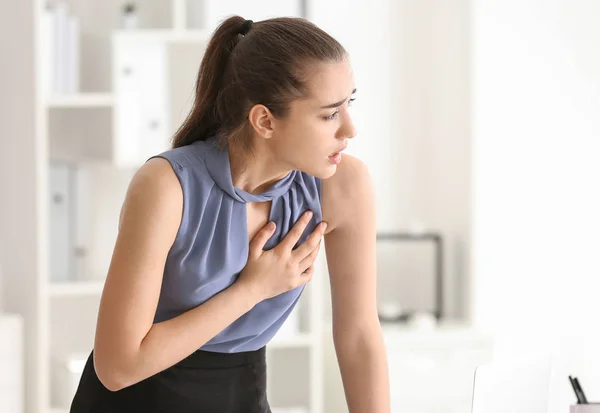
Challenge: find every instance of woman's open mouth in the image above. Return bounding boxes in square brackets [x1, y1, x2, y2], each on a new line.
[328, 144, 347, 164]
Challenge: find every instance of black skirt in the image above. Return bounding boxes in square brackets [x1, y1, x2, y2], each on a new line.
[70, 346, 271, 413]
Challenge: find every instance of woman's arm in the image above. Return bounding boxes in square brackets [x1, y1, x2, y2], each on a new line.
[94, 158, 262, 391]
[322, 155, 391, 413]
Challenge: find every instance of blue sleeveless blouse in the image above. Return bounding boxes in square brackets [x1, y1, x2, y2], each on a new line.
[148, 136, 323, 353]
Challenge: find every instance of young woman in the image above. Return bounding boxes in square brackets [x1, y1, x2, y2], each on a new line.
[70, 15, 390, 413]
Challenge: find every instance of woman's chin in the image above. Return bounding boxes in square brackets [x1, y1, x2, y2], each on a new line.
[296, 160, 339, 180]
[315, 164, 338, 180]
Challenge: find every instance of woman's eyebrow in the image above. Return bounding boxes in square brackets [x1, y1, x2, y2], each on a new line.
[320, 88, 357, 109]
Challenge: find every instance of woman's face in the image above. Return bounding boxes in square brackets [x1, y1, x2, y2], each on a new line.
[269, 59, 357, 179]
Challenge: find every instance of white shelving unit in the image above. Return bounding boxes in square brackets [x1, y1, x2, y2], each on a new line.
[47, 93, 114, 109]
[1, 1, 323, 413]
[47, 281, 104, 297]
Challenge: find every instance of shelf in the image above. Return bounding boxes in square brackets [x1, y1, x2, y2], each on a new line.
[48, 280, 104, 297]
[113, 28, 212, 43]
[47, 93, 114, 108]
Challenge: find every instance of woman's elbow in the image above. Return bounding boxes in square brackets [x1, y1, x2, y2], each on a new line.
[93, 352, 134, 392]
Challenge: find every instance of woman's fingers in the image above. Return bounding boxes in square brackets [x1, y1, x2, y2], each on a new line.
[298, 241, 321, 273]
[248, 221, 276, 258]
[278, 211, 313, 251]
[293, 222, 327, 261]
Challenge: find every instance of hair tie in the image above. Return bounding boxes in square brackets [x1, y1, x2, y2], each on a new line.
[239, 20, 253, 36]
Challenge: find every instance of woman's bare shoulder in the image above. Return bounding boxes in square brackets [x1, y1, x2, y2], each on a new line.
[134, 157, 180, 188]
[321, 154, 374, 233]
[119, 157, 182, 225]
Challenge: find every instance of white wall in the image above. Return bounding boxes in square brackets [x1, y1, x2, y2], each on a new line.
[471, 0, 600, 410]
[310, 0, 471, 320]
[313, 1, 471, 410]
[425, 0, 472, 319]
[307, 0, 393, 229]
[392, 0, 471, 319]
[0, 1, 46, 412]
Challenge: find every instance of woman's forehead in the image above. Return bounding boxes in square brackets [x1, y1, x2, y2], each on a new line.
[303, 61, 355, 106]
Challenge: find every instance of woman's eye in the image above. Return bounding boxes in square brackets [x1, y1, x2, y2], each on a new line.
[324, 111, 339, 121]
[324, 97, 355, 120]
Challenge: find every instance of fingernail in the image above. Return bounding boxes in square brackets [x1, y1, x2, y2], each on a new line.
[322, 222, 328, 230]
[306, 211, 313, 218]
[269, 221, 276, 230]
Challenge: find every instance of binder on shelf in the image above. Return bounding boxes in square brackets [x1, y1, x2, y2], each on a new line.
[71, 166, 89, 280]
[41, 3, 56, 98]
[49, 162, 73, 283]
[54, 1, 68, 94]
[43, 1, 80, 96]
[67, 13, 80, 94]
[49, 163, 91, 284]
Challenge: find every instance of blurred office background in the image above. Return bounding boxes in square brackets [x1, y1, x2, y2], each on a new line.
[1, 0, 599, 412]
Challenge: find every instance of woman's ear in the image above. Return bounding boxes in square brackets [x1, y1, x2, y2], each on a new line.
[248, 104, 275, 139]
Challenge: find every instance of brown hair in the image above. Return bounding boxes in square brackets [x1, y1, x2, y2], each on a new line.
[171, 15, 347, 151]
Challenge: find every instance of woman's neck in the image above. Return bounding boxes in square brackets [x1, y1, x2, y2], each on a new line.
[228, 141, 291, 195]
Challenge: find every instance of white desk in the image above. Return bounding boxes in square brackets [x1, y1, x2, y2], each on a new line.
[323, 320, 495, 413]
[383, 321, 494, 413]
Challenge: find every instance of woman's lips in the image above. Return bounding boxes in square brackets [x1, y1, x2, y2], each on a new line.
[328, 144, 347, 164]
[328, 152, 343, 164]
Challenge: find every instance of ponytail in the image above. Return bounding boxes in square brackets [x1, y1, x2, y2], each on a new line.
[171, 15, 246, 148]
